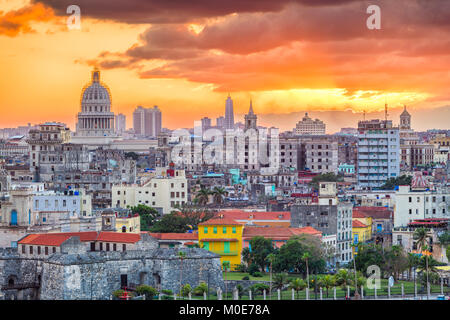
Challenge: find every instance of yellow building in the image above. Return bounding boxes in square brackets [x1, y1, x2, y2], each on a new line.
[116, 214, 141, 233]
[352, 220, 371, 254]
[198, 218, 244, 270]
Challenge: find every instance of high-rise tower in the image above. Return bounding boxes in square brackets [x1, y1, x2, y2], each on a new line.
[244, 99, 257, 130]
[225, 94, 234, 129]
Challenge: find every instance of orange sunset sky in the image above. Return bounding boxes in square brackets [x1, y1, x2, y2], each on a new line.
[0, 0, 449, 133]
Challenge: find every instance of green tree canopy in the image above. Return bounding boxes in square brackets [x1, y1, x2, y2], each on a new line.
[130, 204, 159, 231]
[150, 213, 190, 233]
[246, 236, 276, 272]
[309, 172, 343, 190]
[380, 175, 412, 190]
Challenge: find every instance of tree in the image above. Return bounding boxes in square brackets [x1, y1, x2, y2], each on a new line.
[222, 261, 231, 300]
[302, 252, 311, 293]
[273, 273, 288, 291]
[289, 278, 306, 299]
[193, 282, 208, 296]
[309, 172, 343, 190]
[195, 188, 211, 205]
[135, 285, 158, 300]
[178, 251, 186, 297]
[124, 152, 139, 161]
[438, 231, 450, 247]
[407, 253, 421, 281]
[380, 175, 412, 190]
[242, 247, 252, 266]
[247, 237, 276, 272]
[413, 227, 429, 252]
[273, 235, 326, 275]
[181, 284, 192, 298]
[318, 274, 335, 298]
[211, 187, 227, 205]
[266, 253, 277, 297]
[150, 213, 189, 233]
[174, 204, 216, 229]
[130, 204, 159, 231]
[334, 269, 353, 289]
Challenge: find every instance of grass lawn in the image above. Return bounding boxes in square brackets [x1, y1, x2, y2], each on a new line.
[222, 272, 449, 300]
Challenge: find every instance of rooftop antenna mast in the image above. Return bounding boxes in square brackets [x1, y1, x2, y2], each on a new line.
[384, 97, 389, 122]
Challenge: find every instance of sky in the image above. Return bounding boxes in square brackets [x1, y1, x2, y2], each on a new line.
[0, 0, 449, 133]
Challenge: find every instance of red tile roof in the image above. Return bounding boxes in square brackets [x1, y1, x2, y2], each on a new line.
[18, 231, 141, 246]
[149, 232, 198, 240]
[353, 207, 393, 219]
[215, 210, 291, 221]
[243, 226, 322, 239]
[198, 218, 244, 226]
[96, 232, 140, 243]
[352, 220, 369, 228]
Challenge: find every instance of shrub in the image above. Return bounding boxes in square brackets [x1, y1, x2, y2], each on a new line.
[248, 263, 259, 276]
[193, 282, 208, 296]
[112, 289, 134, 300]
[181, 284, 193, 297]
[252, 271, 263, 278]
[251, 283, 269, 294]
[135, 285, 158, 300]
[242, 275, 250, 280]
[161, 289, 173, 295]
[235, 263, 248, 273]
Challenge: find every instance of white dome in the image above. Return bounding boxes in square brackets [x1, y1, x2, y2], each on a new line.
[81, 69, 111, 106]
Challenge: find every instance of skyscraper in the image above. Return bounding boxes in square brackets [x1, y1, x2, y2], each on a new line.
[115, 113, 126, 134]
[133, 106, 162, 137]
[224, 94, 234, 129]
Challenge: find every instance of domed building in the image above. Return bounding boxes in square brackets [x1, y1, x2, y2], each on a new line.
[76, 68, 115, 137]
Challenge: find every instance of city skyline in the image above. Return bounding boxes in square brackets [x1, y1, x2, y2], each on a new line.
[1, 0, 450, 131]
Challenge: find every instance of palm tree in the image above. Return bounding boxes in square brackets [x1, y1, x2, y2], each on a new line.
[413, 227, 428, 252]
[266, 253, 277, 298]
[302, 252, 311, 296]
[242, 247, 252, 267]
[212, 187, 227, 205]
[178, 251, 187, 297]
[350, 243, 359, 297]
[222, 261, 231, 300]
[407, 253, 420, 281]
[289, 278, 306, 299]
[334, 269, 353, 290]
[273, 273, 288, 291]
[195, 188, 211, 206]
[318, 274, 335, 298]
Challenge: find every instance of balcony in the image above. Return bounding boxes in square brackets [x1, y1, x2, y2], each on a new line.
[212, 250, 238, 256]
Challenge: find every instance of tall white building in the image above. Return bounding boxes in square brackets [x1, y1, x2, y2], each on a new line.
[76, 68, 115, 137]
[357, 119, 400, 188]
[394, 172, 449, 227]
[133, 106, 162, 137]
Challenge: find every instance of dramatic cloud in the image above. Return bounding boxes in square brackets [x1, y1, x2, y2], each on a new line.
[35, 0, 360, 24]
[88, 0, 450, 96]
[0, 3, 54, 36]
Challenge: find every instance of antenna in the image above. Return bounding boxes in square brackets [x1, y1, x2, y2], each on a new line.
[363, 110, 366, 121]
[384, 102, 388, 122]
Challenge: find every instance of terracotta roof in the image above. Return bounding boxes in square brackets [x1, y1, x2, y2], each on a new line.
[216, 210, 290, 221]
[149, 232, 198, 240]
[198, 218, 244, 226]
[243, 226, 321, 239]
[96, 232, 140, 243]
[352, 220, 369, 228]
[18, 231, 141, 246]
[18, 234, 72, 246]
[353, 207, 393, 219]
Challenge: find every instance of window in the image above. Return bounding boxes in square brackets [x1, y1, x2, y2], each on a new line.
[53, 247, 56, 253]
[223, 227, 227, 234]
[30, 246, 33, 254]
[100, 243, 103, 251]
[204, 227, 208, 234]
[232, 227, 236, 234]
[45, 247, 48, 255]
[213, 227, 217, 234]
[22, 245, 26, 254]
[113, 244, 117, 251]
[37, 246, 41, 255]
[122, 244, 126, 251]
[106, 243, 110, 251]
